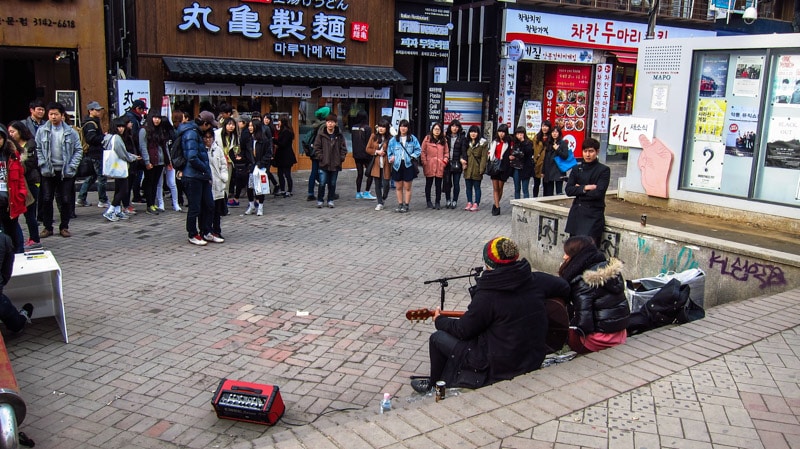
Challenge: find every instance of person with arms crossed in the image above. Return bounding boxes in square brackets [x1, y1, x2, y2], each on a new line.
[564, 138, 610, 246]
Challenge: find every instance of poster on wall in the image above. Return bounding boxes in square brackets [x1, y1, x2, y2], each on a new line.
[765, 116, 800, 170]
[592, 64, 612, 133]
[444, 91, 483, 128]
[116, 79, 151, 117]
[772, 54, 800, 105]
[544, 65, 591, 157]
[732, 55, 764, 97]
[689, 140, 725, 190]
[518, 101, 542, 139]
[497, 59, 518, 128]
[694, 98, 727, 141]
[724, 106, 758, 157]
[699, 54, 729, 98]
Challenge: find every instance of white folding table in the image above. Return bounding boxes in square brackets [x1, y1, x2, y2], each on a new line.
[5, 251, 68, 343]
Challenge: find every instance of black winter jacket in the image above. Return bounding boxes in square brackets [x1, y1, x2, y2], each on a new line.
[567, 258, 630, 334]
[435, 259, 570, 387]
[543, 138, 569, 182]
[82, 116, 105, 159]
[445, 130, 466, 172]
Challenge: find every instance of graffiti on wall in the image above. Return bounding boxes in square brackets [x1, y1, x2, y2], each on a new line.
[601, 232, 620, 259]
[708, 250, 787, 289]
[538, 216, 559, 252]
[662, 246, 700, 274]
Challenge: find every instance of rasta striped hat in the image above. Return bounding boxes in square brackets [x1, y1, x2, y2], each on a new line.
[483, 237, 519, 269]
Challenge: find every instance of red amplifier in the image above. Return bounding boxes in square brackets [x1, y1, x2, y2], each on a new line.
[211, 379, 285, 425]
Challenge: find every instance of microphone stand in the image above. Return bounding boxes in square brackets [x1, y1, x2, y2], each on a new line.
[423, 267, 483, 310]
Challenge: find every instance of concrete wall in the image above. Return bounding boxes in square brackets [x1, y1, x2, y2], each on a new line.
[511, 196, 800, 308]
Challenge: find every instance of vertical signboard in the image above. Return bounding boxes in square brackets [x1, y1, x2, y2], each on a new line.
[498, 59, 517, 128]
[116, 80, 151, 116]
[427, 87, 444, 130]
[592, 64, 612, 133]
[544, 65, 591, 157]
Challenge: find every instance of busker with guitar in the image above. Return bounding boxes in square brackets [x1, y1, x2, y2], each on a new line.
[410, 237, 570, 394]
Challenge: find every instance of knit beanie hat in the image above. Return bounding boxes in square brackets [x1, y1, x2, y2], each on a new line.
[483, 237, 519, 269]
[315, 106, 331, 120]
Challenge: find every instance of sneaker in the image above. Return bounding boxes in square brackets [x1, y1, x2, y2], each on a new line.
[188, 234, 208, 246]
[227, 198, 236, 206]
[399, 204, 408, 214]
[283, 192, 292, 197]
[375, 203, 384, 211]
[327, 201, 335, 208]
[19, 303, 34, 323]
[115, 211, 130, 220]
[317, 201, 324, 208]
[23, 240, 43, 251]
[230, 199, 240, 207]
[362, 192, 377, 200]
[244, 204, 255, 215]
[203, 233, 224, 243]
[394, 204, 404, 213]
[97, 201, 110, 208]
[470, 203, 480, 212]
[75, 199, 89, 207]
[355, 192, 364, 199]
[173, 206, 183, 212]
[256, 204, 264, 216]
[125, 206, 137, 215]
[410, 378, 432, 394]
[146, 205, 159, 215]
[157, 207, 166, 212]
[464, 202, 473, 211]
[103, 211, 119, 222]
[39, 229, 53, 239]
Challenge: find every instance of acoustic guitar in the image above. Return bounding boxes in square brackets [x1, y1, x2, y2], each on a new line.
[404, 297, 570, 354]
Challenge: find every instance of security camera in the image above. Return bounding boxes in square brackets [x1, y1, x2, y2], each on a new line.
[742, 6, 757, 24]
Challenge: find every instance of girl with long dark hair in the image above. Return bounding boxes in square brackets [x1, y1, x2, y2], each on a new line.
[462, 126, 488, 211]
[510, 126, 534, 199]
[443, 120, 466, 209]
[0, 124, 28, 252]
[421, 122, 448, 209]
[7, 121, 39, 250]
[488, 123, 512, 216]
[216, 117, 239, 206]
[531, 120, 551, 198]
[273, 117, 297, 197]
[543, 126, 569, 196]
[387, 119, 421, 213]
[365, 117, 392, 210]
[244, 120, 272, 216]
[140, 113, 172, 214]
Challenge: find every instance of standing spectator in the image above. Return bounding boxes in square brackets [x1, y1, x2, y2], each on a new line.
[216, 117, 239, 206]
[125, 100, 147, 204]
[313, 114, 347, 208]
[168, 110, 190, 209]
[531, 120, 551, 198]
[76, 101, 109, 208]
[365, 117, 392, 211]
[304, 106, 330, 201]
[262, 114, 280, 195]
[444, 120, 466, 209]
[229, 120, 254, 208]
[558, 235, 629, 353]
[488, 124, 512, 216]
[6, 121, 40, 250]
[181, 111, 216, 245]
[543, 126, 569, 196]
[462, 126, 488, 211]
[0, 124, 28, 252]
[421, 122, 448, 210]
[387, 119, 421, 213]
[102, 119, 142, 222]
[22, 99, 46, 137]
[510, 126, 534, 200]
[35, 101, 83, 238]
[243, 120, 271, 216]
[139, 113, 171, 215]
[204, 129, 227, 243]
[273, 117, 297, 197]
[565, 138, 610, 246]
[351, 110, 375, 200]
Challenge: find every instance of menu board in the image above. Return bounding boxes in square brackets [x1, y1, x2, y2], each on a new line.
[544, 65, 591, 157]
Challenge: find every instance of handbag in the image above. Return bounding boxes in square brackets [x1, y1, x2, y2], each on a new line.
[554, 150, 578, 173]
[449, 159, 462, 173]
[77, 156, 95, 178]
[102, 148, 128, 179]
[484, 158, 502, 177]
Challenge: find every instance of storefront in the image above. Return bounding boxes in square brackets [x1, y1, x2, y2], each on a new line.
[0, 0, 107, 126]
[123, 0, 404, 169]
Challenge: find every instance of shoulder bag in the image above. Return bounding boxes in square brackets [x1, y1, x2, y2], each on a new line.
[554, 150, 578, 173]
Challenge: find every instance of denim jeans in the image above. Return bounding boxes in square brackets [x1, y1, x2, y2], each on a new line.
[512, 169, 530, 199]
[77, 156, 108, 203]
[317, 169, 338, 202]
[40, 172, 76, 231]
[184, 177, 213, 238]
[464, 178, 481, 204]
[373, 177, 390, 204]
[307, 159, 320, 197]
[445, 172, 462, 202]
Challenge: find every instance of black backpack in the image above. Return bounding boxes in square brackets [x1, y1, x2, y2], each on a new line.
[627, 278, 704, 335]
[170, 128, 195, 170]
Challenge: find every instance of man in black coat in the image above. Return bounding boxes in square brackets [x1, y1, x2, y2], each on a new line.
[564, 138, 611, 246]
[411, 237, 570, 393]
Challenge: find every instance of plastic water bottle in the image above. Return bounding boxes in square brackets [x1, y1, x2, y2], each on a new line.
[380, 393, 392, 414]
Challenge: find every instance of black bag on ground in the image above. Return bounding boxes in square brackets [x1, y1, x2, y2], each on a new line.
[628, 279, 697, 335]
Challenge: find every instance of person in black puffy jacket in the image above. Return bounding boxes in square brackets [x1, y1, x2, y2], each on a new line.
[558, 235, 630, 353]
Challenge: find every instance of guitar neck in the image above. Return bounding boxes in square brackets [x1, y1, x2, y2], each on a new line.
[440, 310, 465, 318]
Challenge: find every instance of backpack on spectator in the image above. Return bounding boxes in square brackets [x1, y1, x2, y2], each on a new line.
[169, 128, 194, 170]
[75, 121, 96, 154]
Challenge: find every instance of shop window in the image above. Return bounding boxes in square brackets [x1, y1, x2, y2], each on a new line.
[610, 64, 636, 115]
[681, 49, 800, 208]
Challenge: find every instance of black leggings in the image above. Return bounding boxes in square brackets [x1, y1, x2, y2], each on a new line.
[232, 172, 249, 199]
[143, 165, 164, 208]
[112, 177, 130, 208]
[425, 176, 443, 203]
[355, 159, 373, 192]
[277, 165, 293, 193]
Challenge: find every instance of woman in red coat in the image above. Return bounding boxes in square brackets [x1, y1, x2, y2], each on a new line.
[0, 124, 28, 252]
[420, 122, 449, 210]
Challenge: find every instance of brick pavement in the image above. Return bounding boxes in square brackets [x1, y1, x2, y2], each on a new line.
[5, 165, 798, 449]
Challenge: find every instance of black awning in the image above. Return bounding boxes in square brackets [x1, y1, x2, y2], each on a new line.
[163, 57, 405, 87]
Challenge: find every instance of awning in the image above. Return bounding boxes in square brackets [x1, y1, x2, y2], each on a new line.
[610, 51, 638, 65]
[163, 57, 405, 87]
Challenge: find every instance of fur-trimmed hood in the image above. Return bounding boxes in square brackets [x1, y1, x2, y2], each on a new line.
[578, 258, 624, 288]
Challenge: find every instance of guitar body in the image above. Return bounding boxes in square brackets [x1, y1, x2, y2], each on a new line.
[405, 297, 569, 355]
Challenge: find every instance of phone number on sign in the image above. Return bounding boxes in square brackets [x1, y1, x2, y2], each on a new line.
[33, 18, 76, 28]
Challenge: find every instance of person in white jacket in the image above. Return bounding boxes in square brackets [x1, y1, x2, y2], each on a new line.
[204, 129, 229, 243]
